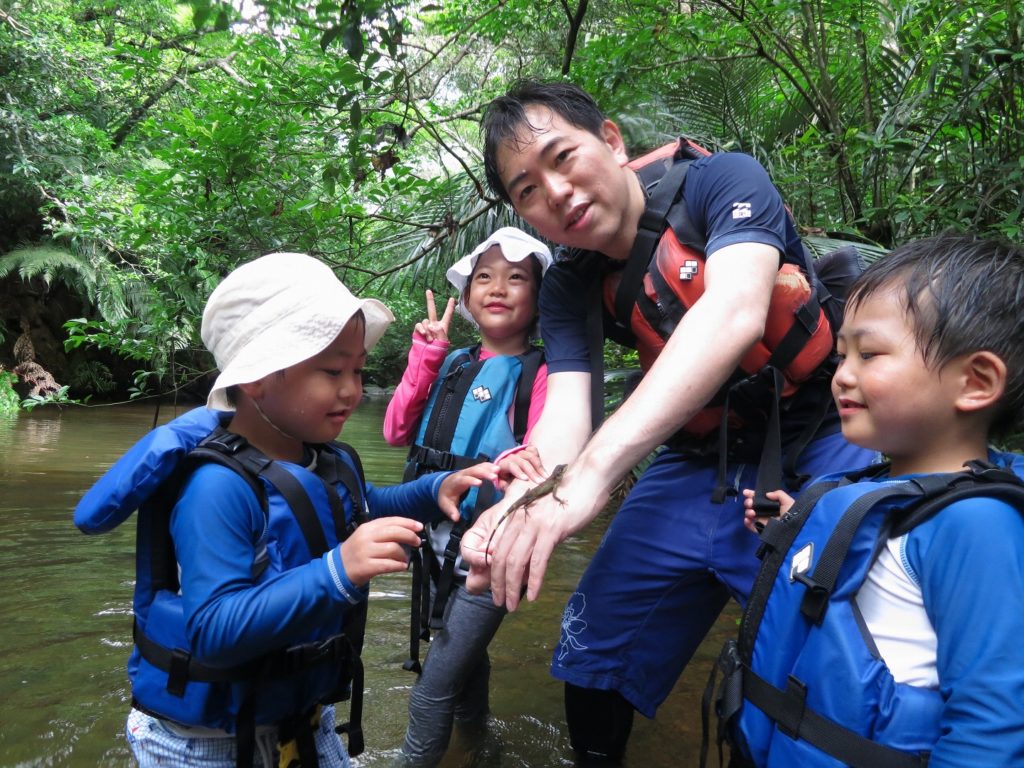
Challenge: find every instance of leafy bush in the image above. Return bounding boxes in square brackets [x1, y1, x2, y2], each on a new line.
[0, 371, 20, 414]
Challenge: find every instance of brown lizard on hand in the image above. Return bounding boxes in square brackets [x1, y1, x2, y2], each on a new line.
[485, 464, 568, 565]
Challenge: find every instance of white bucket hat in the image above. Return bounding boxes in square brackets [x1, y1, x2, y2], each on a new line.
[201, 252, 394, 411]
[445, 227, 553, 325]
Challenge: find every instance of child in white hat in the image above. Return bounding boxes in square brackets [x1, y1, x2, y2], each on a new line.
[76, 252, 497, 768]
[382, 227, 553, 764]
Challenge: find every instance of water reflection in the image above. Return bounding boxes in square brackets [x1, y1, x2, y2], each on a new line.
[0, 400, 737, 768]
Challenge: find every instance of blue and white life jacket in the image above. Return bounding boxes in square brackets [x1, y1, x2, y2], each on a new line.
[74, 407, 368, 759]
[400, 344, 543, 673]
[707, 454, 1024, 768]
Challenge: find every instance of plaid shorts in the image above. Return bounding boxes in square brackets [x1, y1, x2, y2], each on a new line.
[126, 705, 351, 768]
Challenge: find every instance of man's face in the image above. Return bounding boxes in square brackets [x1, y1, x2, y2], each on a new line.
[495, 105, 640, 260]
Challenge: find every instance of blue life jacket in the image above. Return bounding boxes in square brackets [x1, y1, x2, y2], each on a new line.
[400, 344, 543, 673]
[705, 453, 1024, 768]
[74, 407, 369, 760]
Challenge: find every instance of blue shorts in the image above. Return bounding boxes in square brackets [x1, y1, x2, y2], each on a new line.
[550, 430, 875, 718]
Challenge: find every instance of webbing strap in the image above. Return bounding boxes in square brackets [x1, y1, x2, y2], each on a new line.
[750, 367, 785, 516]
[261, 461, 330, 557]
[737, 479, 838, 658]
[741, 667, 929, 768]
[429, 518, 470, 631]
[403, 531, 430, 675]
[613, 159, 693, 328]
[586, 271, 606, 431]
[797, 481, 931, 624]
[419, 348, 483, 451]
[513, 346, 544, 443]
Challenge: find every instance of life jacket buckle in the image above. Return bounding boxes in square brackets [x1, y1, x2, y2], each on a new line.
[167, 648, 192, 698]
[794, 571, 830, 625]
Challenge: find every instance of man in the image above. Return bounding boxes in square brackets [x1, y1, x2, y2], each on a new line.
[460, 80, 873, 763]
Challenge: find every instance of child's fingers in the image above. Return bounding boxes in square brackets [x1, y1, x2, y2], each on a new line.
[440, 296, 456, 329]
[362, 516, 424, 546]
[425, 289, 437, 322]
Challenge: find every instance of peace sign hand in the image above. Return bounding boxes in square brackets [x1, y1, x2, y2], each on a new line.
[414, 289, 456, 344]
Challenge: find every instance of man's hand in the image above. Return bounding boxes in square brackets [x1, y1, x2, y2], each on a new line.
[462, 462, 611, 610]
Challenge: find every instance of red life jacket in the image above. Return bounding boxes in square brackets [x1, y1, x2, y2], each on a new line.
[603, 140, 835, 438]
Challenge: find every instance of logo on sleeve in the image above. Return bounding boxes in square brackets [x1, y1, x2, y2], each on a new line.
[732, 202, 752, 220]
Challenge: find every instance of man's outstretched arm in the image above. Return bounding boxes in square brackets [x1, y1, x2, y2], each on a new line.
[463, 243, 779, 609]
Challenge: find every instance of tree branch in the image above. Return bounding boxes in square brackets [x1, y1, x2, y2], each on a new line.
[111, 53, 242, 148]
[561, 0, 589, 76]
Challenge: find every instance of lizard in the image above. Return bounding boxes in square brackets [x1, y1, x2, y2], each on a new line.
[485, 463, 568, 565]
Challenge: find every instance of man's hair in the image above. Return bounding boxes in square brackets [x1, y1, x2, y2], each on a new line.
[847, 232, 1024, 437]
[482, 80, 606, 203]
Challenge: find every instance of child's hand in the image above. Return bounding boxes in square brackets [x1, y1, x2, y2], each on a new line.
[742, 488, 795, 534]
[495, 445, 547, 489]
[413, 289, 455, 344]
[340, 517, 424, 586]
[438, 462, 500, 522]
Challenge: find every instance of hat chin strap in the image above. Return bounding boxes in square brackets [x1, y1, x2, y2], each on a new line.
[252, 397, 301, 443]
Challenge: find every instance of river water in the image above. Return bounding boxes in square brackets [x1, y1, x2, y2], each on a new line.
[0, 400, 736, 767]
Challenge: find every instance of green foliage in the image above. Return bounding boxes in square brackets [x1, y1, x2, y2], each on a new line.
[0, 372, 21, 415]
[20, 384, 78, 411]
[3, 0, 1022, 399]
[65, 359, 116, 396]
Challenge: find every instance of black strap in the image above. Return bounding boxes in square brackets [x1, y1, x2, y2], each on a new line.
[429, 518, 470, 631]
[403, 536, 428, 675]
[796, 480, 935, 624]
[236, 688, 258, 768]
[613, 161, 694, 328]
[512, 345, 544, 443]
[741, 666, 929, 768]
[890, 461, 1024, 536]
[333, 599, 366, 757]
[261, 461, 331, 557]
[798, 465, 1024, 625]
[335, 642, 365, 756]
[736, 478, 839, 658]
[419, 347, 483, 451]
[781, 372, 836, 490]
[586, 269, 606, 431]
[750, 367, 785, 516]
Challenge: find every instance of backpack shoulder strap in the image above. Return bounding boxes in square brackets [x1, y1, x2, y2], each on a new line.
[512, 344, 545, 443]
[799, 462, 1024, 625]
[149, 429, 270, 592]
[316, 441, 368, 536]
[415, 345, 483, 453]
[193, 428, 335, 558]
[613, 154, 694, 329]
[890, 460, 1024, 537]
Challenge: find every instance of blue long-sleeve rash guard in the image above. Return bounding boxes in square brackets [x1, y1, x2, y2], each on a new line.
[908, 497, 1024, 766]
[172, 463, 447, 667]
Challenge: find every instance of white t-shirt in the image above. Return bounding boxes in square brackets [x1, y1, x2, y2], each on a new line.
[855, 534, 938, 687]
